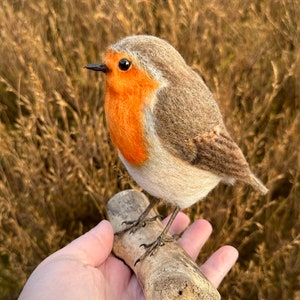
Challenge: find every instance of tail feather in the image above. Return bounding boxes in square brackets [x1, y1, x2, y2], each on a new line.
[248, 174, 268, 195]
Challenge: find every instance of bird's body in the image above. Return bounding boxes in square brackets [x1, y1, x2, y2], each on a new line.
[119, 122, 222, 209]
[85, 35, 268, 260]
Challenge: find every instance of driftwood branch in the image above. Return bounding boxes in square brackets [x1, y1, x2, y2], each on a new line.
[106, 189, 220, 300]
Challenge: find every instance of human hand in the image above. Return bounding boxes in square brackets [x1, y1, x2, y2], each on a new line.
[19, 213, 238, 300]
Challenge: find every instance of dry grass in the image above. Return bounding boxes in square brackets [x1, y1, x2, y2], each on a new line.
[0, 0, 299, 299]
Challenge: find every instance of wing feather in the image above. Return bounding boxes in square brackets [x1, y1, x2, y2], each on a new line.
[191, 130, 250, 180]
[153, 71, 268, 194]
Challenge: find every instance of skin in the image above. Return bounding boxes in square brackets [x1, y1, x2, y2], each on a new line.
[18, 213, 238, 300]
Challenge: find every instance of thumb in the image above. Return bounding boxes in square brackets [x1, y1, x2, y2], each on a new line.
[61, 220, 114, 267]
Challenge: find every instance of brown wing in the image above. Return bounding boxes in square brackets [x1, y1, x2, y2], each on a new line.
[191, 131, 268, 195]
[190, 129, 251, 181]
[153, 74, 268, 194]
[190, 129, 268, 194]
[153, 81, 250, 180]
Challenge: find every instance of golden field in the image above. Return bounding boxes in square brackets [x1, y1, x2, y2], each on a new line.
[0, 0, 299, 299]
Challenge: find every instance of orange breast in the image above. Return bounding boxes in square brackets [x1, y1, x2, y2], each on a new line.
[104, 51, 159, 165]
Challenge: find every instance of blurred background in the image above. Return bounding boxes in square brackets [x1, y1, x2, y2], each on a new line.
[0, 0, 299, 299]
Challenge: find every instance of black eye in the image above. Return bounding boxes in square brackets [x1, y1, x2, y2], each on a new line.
[118, 58, 131, 71]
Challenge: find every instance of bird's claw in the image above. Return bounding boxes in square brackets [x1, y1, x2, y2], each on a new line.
[134, 234, 174, 266]
[115, 214, 162, 236]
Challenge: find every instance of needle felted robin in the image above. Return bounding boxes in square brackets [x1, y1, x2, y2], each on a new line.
[85, 35, 268, 262]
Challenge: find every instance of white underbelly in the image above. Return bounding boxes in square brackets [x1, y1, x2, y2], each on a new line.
[119, 135, 221, 209]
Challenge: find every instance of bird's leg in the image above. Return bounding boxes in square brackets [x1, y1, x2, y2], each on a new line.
[115, 197, 160, 235]
[135, 206, 180, 265]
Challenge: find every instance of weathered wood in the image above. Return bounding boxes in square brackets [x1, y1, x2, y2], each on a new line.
[106, 189, 221, 300]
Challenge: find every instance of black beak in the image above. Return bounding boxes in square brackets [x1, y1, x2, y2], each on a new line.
[84, 63, 109, 73]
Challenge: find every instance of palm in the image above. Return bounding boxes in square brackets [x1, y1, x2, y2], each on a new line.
[98, 255, 144, 299]
[19, 214, 238, 300]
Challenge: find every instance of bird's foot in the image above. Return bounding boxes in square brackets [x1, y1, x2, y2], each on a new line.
[115, 198, 160, 236]
[134, 206, 181, 265]
[115, 214, 162, 236]
[134, 232, 174, 266]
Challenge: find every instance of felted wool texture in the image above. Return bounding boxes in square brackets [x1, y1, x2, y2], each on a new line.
[104, 50, 159, 165]
[119, 106, 222, 209]
[108, 35, 268, 195]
